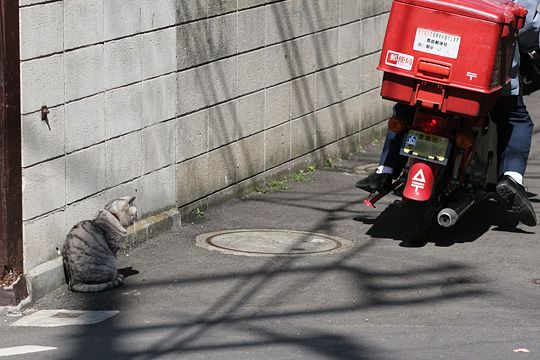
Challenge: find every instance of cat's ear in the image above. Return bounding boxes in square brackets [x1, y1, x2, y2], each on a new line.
[128, 196, 136, 206]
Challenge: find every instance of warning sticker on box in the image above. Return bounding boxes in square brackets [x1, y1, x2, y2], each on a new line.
[385, 50, 414, 71]
[413, 28, 461, 59]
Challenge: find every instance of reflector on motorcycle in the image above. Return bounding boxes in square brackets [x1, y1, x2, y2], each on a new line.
[388, 116, 408, 132]
[403, 162, 438, 201]
[415, 112, 448, 134]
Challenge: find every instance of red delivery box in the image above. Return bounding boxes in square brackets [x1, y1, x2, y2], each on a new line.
[378, 0, 527, 117]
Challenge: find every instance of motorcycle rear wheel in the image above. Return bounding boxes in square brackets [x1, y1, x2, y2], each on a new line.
[403, 200, 439, 244]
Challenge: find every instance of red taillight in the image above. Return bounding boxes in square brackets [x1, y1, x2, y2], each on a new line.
[416, 113, 447, 134]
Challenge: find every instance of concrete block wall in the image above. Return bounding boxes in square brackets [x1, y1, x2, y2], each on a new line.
[20, 0, 394, 275]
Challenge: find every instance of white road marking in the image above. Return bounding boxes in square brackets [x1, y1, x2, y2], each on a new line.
[0, 345, 56, 357]
[10, 310, 119, 327]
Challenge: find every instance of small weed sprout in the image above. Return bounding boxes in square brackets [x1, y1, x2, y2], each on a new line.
[268, 181, 291, 191]
[194, 208, 204, 218]
[324, 159, 335, 167]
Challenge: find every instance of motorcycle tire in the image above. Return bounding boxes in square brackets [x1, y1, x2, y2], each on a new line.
[403, 200, 438, 244]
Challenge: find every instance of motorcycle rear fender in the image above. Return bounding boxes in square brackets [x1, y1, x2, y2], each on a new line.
[403, 161, 441, 201]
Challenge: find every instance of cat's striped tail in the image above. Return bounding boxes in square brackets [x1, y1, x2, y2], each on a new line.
[69, 274, 124, 293]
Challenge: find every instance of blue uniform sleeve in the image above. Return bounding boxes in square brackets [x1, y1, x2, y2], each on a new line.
[515, 0, 540, 49]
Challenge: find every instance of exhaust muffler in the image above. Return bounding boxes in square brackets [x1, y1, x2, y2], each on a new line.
[437, 193, 476, 228]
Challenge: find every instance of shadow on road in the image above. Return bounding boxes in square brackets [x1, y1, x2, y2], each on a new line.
[356, 196, 535, 247]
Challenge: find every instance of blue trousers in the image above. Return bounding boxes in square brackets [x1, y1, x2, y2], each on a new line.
[379, 96, 533, 178]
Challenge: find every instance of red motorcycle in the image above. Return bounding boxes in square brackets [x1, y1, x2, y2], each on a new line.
[362, 0, 527, 242]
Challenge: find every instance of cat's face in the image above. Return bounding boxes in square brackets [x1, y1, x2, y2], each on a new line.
[105, 196, 137, 228]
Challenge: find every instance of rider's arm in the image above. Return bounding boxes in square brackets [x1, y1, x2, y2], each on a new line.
[515, 0, 540, 49]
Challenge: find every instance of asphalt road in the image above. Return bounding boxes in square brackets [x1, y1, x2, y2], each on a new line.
[2, 93, 539, 359]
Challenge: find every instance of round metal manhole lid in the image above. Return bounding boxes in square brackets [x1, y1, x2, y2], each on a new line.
[196, 229, 353, 257]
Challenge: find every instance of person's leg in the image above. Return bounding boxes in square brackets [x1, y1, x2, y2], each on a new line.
[492, 95, 537, 226]
[356, 103, 414, 194]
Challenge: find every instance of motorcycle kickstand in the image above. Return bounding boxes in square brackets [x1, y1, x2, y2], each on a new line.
[361, 179, 404, 208]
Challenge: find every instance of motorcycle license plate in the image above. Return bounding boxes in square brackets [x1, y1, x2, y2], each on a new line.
[400, 130, 450, 164]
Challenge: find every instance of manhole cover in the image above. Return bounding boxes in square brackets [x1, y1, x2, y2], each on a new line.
[196, 229, 353, 257]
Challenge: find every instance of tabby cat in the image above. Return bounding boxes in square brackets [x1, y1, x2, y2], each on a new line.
[62, 196, 137, 293]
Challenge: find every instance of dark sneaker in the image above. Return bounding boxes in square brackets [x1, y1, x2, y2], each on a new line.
[496, 175, 537, 226]
[356, 172, 392, 194]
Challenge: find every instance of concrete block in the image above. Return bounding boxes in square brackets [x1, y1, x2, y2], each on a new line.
[381, 98, 394, 120]
[23, 211, 65, 272]
[360, 52, 381, 93]
[22, 105, 65, 167]
[338, 59, 361, 100]
[238, 49, 265, 96]
[207, 57, 238, 105]
[238, 6, 265, 53]
[265, 82, 290, 129]
[362, 1, 387, 19]
[142, 121, 176, 174]
[290, 36, 317, 77]
[22, 157, 66, 220]
[141, 28, 176, 80]
[65, 193, 107, 234]
[207, 143, 238, 192]
[339, 0, 362, 24]
[21, 54, 64, 114]
[315, 104, 342, 147]
[359, 120, 385, 149]
[105, 36, 142, 89]
[291, 74, 315, 119]
[292, 0, 338, 37]
[265, 42, 294, 87]
[208, 100, 237, 150]
[237, 132, 264, 180]
[265, 123, 290, 169]
[238, 90, 265, 139]
[176, 154, 209, 206]
[104, 0, 141, 40]
[316, 67, 340, 110]
[176, 0, 208, 23]
[66, 144, 106, 203]
[291, 113, 316, 159]
[341, 96, 361, 136]
[176, 65, 209, 116]
[208, 13, 237, 60]
[64, 0, 104, 49]
[360, 16, 383, 55]
[66, 95, 106, 153]
[20, 0, 54, 5]
[141, 166, 176, 215]
[339, 22, 361, 63]
[142, 74, 176, 127]
[176, 20, 209, 70]
[106, 83, 142, 138]
[380, 13, 390, 45]
[141, 0, 176, 31]
[238, 0, 264, 10]
[314, 29, 339, 70]
[105, 132, 142, 187]
[208, 0, 237, 17]
[360, 89, 382, 129]
[20, 1, 63, 60]
[176, 109, 208, 162]
[207, 185, 238, 209]
[266, 1, 293, 45]
[65, 45, 105, 102]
